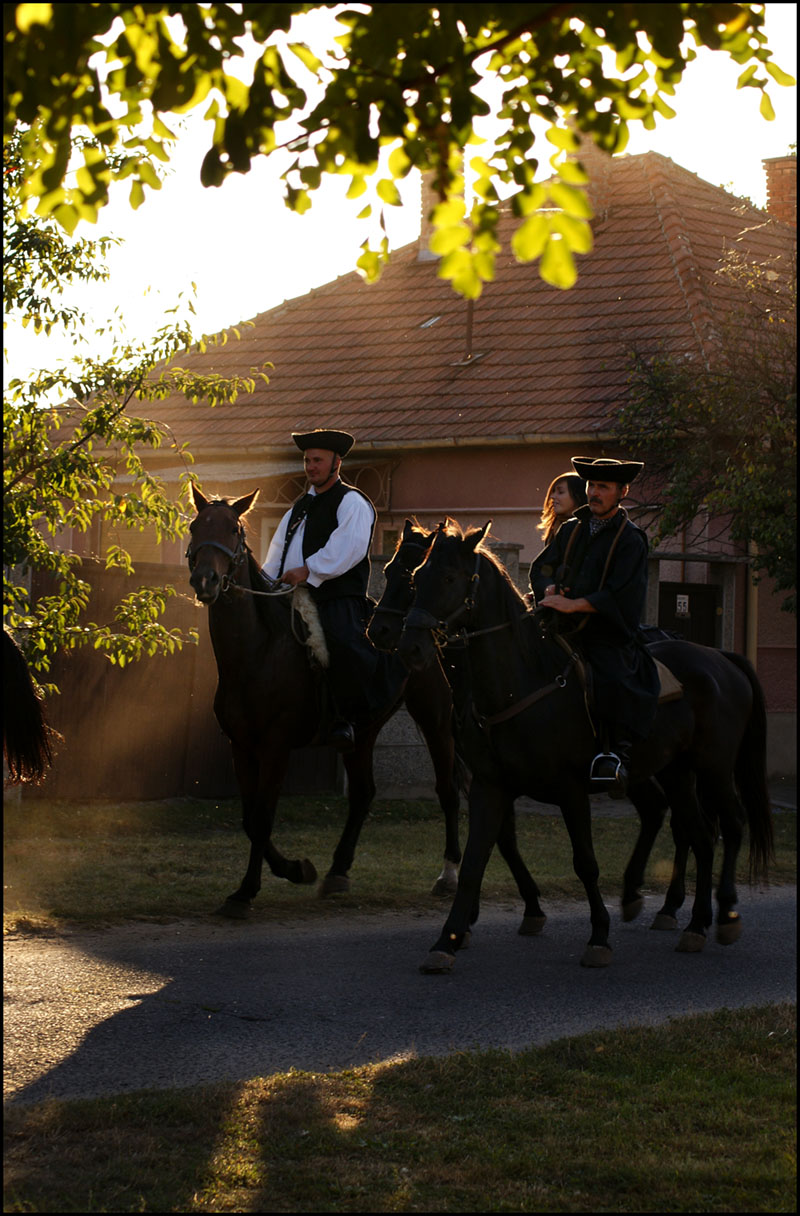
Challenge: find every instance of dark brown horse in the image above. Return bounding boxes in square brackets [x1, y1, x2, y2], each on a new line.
[396, 520, 773, 972]
[3, 627, 54, 784]
[187, 486, 462, 915]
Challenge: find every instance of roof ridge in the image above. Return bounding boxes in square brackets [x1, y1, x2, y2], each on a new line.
[643, 157, 719, 367]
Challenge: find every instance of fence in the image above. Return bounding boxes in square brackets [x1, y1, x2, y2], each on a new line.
[25, 563, 338, 800]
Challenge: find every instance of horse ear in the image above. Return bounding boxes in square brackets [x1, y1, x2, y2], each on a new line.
[402, 519, 416, 541]
[232, 489, 259, 517]
[468, 520, 492, 550]
[191, 483, 210, 512]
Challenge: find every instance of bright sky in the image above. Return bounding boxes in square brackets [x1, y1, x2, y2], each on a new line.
[4, 2, 796, 383]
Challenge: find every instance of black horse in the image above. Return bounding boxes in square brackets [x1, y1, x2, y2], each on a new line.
[370, 519, 738, 945]
[3, 627, 54, 784]
[370, 520, 553, 942]
[187, 486, 462, 915]
[397, 520, 773, 972]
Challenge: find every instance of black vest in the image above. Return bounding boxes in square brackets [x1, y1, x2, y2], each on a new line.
[281, 480, 375, 602]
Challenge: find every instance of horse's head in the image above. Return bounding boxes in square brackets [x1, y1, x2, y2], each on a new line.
[187, 484, 259, 604]
[367, 519, 435, 651]
[397, 519, 492, 671]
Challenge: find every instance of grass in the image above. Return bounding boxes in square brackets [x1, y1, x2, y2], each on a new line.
[4, 799, 796, 1211]
[3, 795, 796, 932]
[3, 1003, 795, 1213]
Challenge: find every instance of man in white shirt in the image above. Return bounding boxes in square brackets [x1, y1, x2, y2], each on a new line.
[262, 429, 401, 750]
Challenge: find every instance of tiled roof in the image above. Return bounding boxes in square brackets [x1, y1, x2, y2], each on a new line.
[151, 151, 795, 456]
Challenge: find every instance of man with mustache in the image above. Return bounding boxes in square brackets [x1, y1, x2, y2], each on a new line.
[528, 456, 660, 798]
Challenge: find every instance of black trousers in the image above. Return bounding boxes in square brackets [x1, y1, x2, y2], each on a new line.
[585, 637, 660, 743]
[316, 596, 406, 726]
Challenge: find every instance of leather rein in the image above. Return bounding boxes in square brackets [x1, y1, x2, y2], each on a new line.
[186, 519, 293, 598]
[402, 546, 581, 730]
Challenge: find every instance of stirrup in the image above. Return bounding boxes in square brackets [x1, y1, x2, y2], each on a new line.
[589, 751, 623, 789]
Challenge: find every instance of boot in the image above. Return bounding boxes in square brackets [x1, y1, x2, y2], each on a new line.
[328, 719, 355, 753]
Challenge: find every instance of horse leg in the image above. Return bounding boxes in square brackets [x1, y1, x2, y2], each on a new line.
[697, 771, 745, 945]
[622, 778, 669, 921]
[404, 671, 463, 896]
[319, 730, 378, 897]
[658, 767, 716, 951]
[559, 791, 612, 966]
[219, 744, 316, 918]
[494, 809, 547, 936]
[420, 777, 509, 974]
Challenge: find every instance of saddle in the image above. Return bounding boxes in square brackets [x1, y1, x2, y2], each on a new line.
[549, 630, 683, 740]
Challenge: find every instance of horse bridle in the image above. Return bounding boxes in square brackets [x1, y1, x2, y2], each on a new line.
[185, 513, 249, 594]
[400, 539, 581, 728]
[402, 543, 485, 648]
[186, 513, 295, 598]
[371, 538, 432, 623]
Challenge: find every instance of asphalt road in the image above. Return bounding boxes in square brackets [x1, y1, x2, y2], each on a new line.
[4, 883, 796, 1106]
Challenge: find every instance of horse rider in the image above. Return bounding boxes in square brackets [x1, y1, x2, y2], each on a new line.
[528, 456, 660, 798]
[261, 428, 403, 751]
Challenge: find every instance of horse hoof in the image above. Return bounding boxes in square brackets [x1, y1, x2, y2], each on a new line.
[716, 915, 742, 945]
[650, 913, 679, 931]
[622, 897, 644, 922]
[216, 898, 251, 920]
[297, 858, 318, 885]
[420, 951, 456, 974]
[580, 945, 612, 968]
[430, 876, 459, 897]
[518, 915, 546, 936]
[676, 930, 706, 953]
[319, 872, 350, 897]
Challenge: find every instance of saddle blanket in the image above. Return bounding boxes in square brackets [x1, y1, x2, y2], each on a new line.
[654, 657, 683, 703]
[293, 586, 329, 668]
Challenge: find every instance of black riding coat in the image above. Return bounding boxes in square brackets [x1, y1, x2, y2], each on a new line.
[528, 506, 659, 741]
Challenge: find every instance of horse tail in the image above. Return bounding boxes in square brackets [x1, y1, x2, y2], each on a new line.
[722, 650, 774, 884]
[3, 629, 54, 784]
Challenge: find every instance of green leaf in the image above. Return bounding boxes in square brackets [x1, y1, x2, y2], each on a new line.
[764, 61, 796, 87]
[550, 213, 593, 255]
[737, 64, 759, 89]
[346, 175, 367, 199]
[129, 179, 145, 209]
[540, 237, 577, 289]
[511, 214, 549, 263]
[548, 182, 594, 220]
[388, 145, 411, 178]
[438, 249, 482, 299]
[545, 126, 580, 152]
[15, 3, 52, 32]
[376, 178, 402, 205]
[759, 91, 776, 121]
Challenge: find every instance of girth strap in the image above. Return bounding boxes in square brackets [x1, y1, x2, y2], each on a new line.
[473, 649, 579, 730]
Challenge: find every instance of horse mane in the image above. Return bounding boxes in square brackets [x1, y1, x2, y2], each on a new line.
[440, 518, 527, 608]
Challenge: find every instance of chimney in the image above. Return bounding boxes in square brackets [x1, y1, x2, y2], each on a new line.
[418, 169, 441, 261]
[762, 155, 797, 227]
[566, 124, 614, 221]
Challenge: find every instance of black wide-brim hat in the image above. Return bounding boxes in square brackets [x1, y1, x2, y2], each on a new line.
[571, 456, 644, 484]
[292, 429, 355, 457]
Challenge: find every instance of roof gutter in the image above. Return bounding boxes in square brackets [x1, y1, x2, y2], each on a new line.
[141, 432, 613, 468]
[356, 432, 613, 453]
